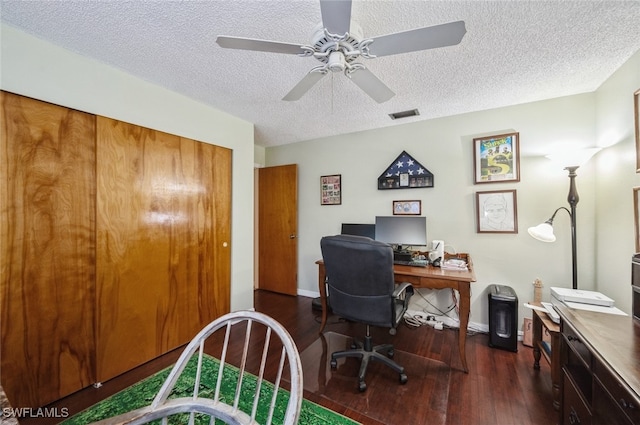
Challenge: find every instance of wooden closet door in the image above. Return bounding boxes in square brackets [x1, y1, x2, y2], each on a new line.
[95, 117, 231, 381]
[0, 92, 96, 407]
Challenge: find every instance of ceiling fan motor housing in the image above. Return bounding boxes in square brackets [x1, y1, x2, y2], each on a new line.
[310, 21, 364, 68]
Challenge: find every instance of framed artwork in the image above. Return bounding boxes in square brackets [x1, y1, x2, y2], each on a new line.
[393, 200, 421, 215]
[320, 174, 341, 205]
[476, 189, 518, 233]
[635, 89, 640, 173]
[634, 187, 640, 252]
[473, 132, 520, 184]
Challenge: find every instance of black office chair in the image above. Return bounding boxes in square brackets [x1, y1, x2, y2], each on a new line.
[320, 234, 414, 392]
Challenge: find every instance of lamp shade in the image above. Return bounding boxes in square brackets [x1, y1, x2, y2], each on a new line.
[527, 222, 556, 242]
[545, 147, 601, 168]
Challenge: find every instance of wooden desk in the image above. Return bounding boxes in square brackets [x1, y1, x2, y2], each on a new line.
[556, 304, 640, 425]
[531, 302, 561, 411]
[315, 258, 477, 372]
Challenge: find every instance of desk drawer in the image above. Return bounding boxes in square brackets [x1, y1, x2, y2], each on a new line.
[563, 321, 592, 370]
[563, 370, 592, 425]
[394, 274, 454, 289]
[593, 358, 640, 425]
[394, 274, 421, 286]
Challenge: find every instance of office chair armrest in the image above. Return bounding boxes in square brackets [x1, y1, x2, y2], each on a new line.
[392, 282, 414, 327]
[392, 282, 414, 299]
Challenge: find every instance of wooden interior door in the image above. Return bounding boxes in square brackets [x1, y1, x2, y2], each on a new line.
[1, 91, 96, 407]
[258, 164, 298, 295]
[95, 117, 231, 382]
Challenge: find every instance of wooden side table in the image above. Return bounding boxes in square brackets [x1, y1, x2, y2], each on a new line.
[532, 302, 561, 411]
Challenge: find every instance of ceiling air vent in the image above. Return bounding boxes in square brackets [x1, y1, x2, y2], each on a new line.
[389, 109, 420, 120]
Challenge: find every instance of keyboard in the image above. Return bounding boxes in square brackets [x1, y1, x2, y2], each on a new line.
[394, 260, 427, 267]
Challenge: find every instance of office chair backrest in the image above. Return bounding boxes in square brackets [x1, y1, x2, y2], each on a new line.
[320, 234, 397, 328]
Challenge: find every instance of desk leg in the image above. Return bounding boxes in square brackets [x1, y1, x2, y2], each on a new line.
[532, 313, 542, 370]
[458, 282, 470, 373]
[318, 265, 327, 334]
[550, 331, 561, 411]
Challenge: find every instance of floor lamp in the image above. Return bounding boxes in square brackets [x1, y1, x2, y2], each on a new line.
[527, 149, 600, 290]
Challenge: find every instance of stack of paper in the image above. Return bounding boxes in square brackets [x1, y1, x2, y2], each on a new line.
[550, 287, 614, 306]
[550, 287, 627, 316]
[440, 258, 468, 271]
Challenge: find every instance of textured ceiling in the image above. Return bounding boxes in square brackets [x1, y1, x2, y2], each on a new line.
[2, 1, 640, 148]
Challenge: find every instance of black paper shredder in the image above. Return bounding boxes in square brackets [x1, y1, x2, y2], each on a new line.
[488, 284, 518, 352]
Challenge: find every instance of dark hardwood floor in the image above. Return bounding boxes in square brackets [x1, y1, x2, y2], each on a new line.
[22, 290, 558, 425]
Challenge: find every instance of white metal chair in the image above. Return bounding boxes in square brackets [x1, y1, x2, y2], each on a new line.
[91, 310, 303, 425]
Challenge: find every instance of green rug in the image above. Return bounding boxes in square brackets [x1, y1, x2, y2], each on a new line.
[64, 355, 359, 425]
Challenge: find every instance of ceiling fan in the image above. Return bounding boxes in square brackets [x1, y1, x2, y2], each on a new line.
[216, 0, 466, 103]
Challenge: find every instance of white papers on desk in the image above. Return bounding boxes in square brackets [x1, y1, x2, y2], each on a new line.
[440, 258, 468, 271]
[550, 287, 614, 307]
[563, 301, 627, 316]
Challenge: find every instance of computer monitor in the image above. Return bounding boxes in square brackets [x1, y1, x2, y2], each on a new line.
[374, 216, 427, 250]
[341, 223, 376, 239]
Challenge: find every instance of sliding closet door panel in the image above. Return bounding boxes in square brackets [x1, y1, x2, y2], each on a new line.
[209, 144, 232, 317]
[0, 91, 96, 407]
[96, 117, 231, 381]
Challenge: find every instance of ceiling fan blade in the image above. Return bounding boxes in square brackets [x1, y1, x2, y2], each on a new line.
[366, 20, 466, 57]
[282, 71, 327, 101]
[320, 0, 351, 35]
[216, 36, 306, 55]
[348, 67, 395, 103]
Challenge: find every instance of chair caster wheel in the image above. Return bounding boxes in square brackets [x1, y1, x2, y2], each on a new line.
[399, 373, 408, 384]
[330, 359, 337, 369]
[387, 348, 394, 358]
[358, 381, 367, 392]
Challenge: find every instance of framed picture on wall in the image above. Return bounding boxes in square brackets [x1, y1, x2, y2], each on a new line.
[635, 89, 640, 173]
[634, 187, 640, 252]
[393, 200, 421, 215]
[320, 174, 341, 205]
[476, 189, 518, 233]
[473, 132, 520, 184]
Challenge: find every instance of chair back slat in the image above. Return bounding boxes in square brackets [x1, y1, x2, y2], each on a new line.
[266, 347, 287, 425]
[234, 319, 253, 412]
[250, 326, 271, 422]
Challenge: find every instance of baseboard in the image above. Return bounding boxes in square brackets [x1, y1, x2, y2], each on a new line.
[298, 289, 319, 298]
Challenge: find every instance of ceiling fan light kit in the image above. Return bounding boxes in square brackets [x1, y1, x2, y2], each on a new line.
[216, 0, 466, 103]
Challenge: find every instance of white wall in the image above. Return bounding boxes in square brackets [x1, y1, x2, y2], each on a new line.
[594, 51, 640, 313]
[254, 144, 266, 167]
[266, 85, 623, 330]
[1, 24, 256, 311]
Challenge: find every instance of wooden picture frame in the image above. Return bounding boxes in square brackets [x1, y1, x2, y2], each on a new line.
[476, 189, 518, 233]
[634, 187, 640, 252]
[393, 200, 421, 215]
[320, 174, 341, 205]
[473, 132, 520, 184]
[635, 89, 640, 173]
